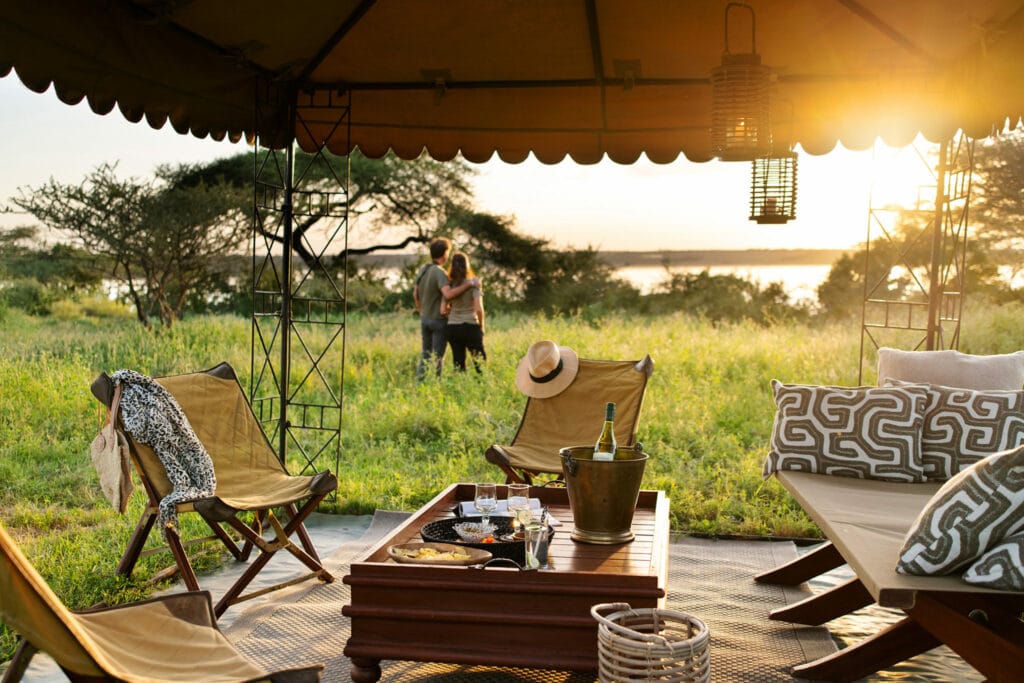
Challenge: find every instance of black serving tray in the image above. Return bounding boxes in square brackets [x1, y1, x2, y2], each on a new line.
[420, 517, 553, 564]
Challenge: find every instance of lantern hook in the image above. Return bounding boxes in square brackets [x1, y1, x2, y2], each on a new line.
[723, 2, 757, 56]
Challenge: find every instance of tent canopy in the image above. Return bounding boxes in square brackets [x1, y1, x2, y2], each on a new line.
[2, 0, 1023, 164]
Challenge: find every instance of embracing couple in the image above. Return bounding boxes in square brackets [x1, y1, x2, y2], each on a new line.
[413, 237, 487, 379]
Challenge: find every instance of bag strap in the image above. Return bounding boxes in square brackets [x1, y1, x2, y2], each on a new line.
[109, 383, 123, 427]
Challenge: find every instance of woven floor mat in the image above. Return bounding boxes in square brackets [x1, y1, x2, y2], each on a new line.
[225, 513, 836, 682]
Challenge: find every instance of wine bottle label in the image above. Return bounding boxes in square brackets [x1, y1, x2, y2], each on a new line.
[593, 451, 615, 461]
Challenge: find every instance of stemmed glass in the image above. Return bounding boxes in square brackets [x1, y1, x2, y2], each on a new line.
[507, 483, 530, 532]
[473, 483, 497, 527]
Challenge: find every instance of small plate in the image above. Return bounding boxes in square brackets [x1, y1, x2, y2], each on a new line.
[387, 542, 492, 566]
[453, 521, 496, 542]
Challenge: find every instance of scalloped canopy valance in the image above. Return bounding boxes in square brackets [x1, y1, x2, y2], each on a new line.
[3, 0, 1023, 163]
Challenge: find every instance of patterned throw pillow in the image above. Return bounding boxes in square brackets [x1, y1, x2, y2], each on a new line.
[962, 531, 1024, 591]
[888, 381, 1024, 480]
[897, 445, 1024, 576]
[763, 381, 928, 482]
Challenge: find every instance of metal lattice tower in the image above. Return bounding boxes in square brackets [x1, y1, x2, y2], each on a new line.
[858, 133, 974, 383]
[250, 88, 351, 484]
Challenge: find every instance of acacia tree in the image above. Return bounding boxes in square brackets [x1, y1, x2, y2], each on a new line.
[14, 163, 249, 327]
[972, 129, 1024, 279]
[173, 149, 476, 269]
[444, 208, 641, 314]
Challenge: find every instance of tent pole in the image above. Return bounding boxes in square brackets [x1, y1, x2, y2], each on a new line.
[926, 139, 949, 351]
[279, 111, 296, 463]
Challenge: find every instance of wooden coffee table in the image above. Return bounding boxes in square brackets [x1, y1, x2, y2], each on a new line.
[342, 483, 670, 682]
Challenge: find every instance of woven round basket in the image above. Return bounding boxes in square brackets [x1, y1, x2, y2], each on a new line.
[591, 603, 710, 683]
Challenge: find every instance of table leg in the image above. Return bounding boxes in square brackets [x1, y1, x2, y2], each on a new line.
[350, 657, 382, 683]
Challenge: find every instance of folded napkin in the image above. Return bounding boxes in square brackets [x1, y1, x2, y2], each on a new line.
[457, 498, 561, 526]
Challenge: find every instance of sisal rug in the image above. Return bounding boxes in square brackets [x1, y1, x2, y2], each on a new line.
[225, 512, 836, 682]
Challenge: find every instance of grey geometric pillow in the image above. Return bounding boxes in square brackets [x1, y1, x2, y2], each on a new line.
[763, 380, 928, 482]
[897, 445, 1024, 576]
[962, 531, 1024, 591]
[918, 384, 1024, 480]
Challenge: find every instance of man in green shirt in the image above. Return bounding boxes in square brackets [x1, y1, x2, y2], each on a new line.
[413, 237, 478, 379]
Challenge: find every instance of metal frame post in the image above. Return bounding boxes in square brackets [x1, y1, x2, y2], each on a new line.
[251, 84, 350, 483]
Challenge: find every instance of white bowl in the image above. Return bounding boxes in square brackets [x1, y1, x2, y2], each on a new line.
[453, 521, 496, 543]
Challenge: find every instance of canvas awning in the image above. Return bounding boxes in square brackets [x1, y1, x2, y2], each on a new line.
[2, 0, 1023, 164]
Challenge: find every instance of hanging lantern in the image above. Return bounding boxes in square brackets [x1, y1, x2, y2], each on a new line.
[711, 3, 771, 161]
[750, 152, 797, 224]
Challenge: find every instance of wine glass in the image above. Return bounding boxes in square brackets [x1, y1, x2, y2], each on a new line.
[473, 483, 497, 527]
[507, 483, 530, 531]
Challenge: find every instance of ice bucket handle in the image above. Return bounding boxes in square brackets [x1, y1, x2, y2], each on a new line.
[562, 449, 579, 476]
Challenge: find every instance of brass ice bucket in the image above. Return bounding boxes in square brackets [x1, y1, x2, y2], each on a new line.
[560, 444, 649, 545]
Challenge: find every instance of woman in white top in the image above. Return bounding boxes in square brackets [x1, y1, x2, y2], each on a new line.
[444, 252, 486, 372]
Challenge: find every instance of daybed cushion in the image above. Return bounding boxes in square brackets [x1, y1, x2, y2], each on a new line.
[897, 444, 1024, 576]
[962, 531, 1024, 591]
[764, 380, 928, 482]
[886, 380, 1024, 480]
[877, 347, 1024, 391]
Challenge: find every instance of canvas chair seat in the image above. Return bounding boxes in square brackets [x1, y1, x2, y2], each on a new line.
[0, 523, 322, 682]
[90, 363, 338, 618]
[486, 356, 654, 483]
[133, 371, 333, 513]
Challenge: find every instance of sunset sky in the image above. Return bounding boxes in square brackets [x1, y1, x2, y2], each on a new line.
[1, 75, 932, 253]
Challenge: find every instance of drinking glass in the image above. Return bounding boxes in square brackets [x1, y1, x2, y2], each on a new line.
[523, 506, 547, 531]
[506, 483, 530, 530]
[473, 483, 497, 527]
[523, 509, 550, 569]
[524, 526, 545, 569]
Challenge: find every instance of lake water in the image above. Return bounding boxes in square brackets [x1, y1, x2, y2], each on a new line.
[376, 263, 832, 304]
[616, 264, 832, 303]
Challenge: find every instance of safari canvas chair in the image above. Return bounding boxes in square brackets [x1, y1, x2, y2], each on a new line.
[90, 362, 338, 618]
[485, 356, 654, 484]
[0, 523, 323, 682]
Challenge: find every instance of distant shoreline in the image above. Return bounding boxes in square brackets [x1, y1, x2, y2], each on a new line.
[357, 248, 850, 268]
[600, 249, 849, 267]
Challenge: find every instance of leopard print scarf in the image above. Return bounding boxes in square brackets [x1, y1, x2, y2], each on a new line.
[112, 369, 217, 533]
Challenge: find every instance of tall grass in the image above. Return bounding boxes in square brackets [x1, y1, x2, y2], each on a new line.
[1, 302, 1021, 660]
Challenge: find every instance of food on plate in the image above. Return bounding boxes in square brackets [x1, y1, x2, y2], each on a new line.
[391, 546, 473, 561]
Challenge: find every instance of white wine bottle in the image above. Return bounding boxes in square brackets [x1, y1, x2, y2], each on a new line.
[593, 402, 617, 461]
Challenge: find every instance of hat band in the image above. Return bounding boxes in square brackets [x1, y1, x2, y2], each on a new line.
[530, 359, 564, 384]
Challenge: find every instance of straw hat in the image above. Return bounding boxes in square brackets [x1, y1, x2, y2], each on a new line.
[515, 340, 579, 398]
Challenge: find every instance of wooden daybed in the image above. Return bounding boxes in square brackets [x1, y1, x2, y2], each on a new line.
[757, 470, 1024, 682]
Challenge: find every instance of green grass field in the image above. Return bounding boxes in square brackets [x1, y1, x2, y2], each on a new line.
[2, 303, 1023, 660]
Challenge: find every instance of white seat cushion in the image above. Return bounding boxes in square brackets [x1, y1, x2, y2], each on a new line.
[877, 348, 1024, 391]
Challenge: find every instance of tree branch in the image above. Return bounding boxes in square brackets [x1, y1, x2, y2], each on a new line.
[335, 235, 430, 261]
